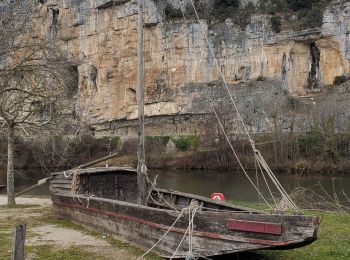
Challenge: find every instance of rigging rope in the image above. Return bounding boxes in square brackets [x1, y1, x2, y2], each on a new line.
[185, 0, 301, 214]
[211, 102, 273, 209]
[170, 204, 198, 260]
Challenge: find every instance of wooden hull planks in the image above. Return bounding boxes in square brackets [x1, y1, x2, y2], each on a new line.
[49, 168, 320, 258]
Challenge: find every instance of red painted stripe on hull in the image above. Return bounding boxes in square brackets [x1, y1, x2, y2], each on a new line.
[227, 219, 282, 235]
[53, 200, 296, 246]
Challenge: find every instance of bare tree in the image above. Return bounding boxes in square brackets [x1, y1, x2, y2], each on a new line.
[0, 1, 75, 205]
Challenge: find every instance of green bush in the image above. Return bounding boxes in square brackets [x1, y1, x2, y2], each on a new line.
[261, 0, 332, 29]
[146, 136, 170, 146]
[333, 75, 348, 85]
[271, 15, 282, 33]
[99, 136, 122, 150]
[172, 135, 200, 151]
[145, 136, 170, 154]
[256, 75, 267, 81]
[298, 127, 324, 157]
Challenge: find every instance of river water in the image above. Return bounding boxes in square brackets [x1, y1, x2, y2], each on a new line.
[1, 168, 350, 203]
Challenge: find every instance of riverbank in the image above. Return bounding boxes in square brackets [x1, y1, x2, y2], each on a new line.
[0, 196, 349, 259]
[99, 151, 350, 175]
[2, 131, 350, 174]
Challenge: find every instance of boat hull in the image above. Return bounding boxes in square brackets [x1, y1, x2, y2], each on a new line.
[51, 192, 319, 258]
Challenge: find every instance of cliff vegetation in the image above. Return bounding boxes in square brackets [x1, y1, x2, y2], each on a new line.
[160, 0, 333, 31]
[261, 0, 333, 30]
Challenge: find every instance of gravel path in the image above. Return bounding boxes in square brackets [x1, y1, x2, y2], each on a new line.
[0, 195, 52, 206]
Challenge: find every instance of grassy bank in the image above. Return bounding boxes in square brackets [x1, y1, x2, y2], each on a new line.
[261, 211, 350, 260]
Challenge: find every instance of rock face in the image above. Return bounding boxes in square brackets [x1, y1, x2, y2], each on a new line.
[32, 0, 350, 137]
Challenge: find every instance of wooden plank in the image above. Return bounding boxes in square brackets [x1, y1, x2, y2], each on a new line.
[51, 167, 136, 176]
[51, 180, 74, 184]
[51, 184, 72, 189]
[227, 219, 282, 236]
[11, 224, 26, 260]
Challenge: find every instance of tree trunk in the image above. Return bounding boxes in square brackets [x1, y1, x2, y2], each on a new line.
[7, 124, 15, 205]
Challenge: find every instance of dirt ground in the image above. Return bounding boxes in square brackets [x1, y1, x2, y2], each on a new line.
[0, 195, 151, 260]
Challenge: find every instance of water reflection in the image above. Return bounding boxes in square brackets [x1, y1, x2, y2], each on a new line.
[0, 168, 50, 196]
[1, 168, 350, 203]
[149, 169, 350, 202]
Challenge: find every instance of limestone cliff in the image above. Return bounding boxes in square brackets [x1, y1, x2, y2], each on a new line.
[32, 0, 350, 137]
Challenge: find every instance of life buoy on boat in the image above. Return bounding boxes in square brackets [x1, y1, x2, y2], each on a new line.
[211, 193, 225, 201]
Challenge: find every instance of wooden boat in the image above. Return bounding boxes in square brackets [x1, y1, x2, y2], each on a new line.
[50, 167, 320, 258]
[41, 1, 321, 258]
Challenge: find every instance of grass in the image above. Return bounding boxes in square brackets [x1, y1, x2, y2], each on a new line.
[0, 224, 12, 259]
[26, 245, 98, 260]
[0, 204, 40, 209]
[265, 212, 350, 260]
[107, 238, 162, 260]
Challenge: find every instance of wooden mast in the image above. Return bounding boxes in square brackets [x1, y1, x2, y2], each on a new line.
[136, 0, 148, 205]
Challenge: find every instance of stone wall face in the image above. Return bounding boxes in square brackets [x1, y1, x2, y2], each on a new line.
[33, 0, 350, 136]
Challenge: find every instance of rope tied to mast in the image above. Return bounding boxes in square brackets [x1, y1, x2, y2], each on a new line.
[182, 0, 302, 214]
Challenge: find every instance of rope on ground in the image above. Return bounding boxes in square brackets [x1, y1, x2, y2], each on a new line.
[137, 207, 187, 260]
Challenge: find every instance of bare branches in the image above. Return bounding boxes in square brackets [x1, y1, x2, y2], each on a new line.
[0, 1, 76, 135]
[290, 182, 350, 213]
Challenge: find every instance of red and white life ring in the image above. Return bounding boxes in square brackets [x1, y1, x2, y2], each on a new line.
[211, 193, 225, 201]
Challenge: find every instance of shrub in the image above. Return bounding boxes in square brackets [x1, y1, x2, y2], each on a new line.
[172, 135, 200, 151]
[261, 0, 332, 29]
[286, 96, 302, 111]
[333, 75, 347, 85]
[271, 15, 282, 33]
[145, 136, 170, 154]
[256, 75, 267, 81]
[164, 5, 182, 20]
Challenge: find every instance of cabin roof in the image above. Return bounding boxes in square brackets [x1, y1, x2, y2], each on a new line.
[51, 166, 137, 176]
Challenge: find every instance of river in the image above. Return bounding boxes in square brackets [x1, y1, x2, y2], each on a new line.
[1, 168, 350, 203]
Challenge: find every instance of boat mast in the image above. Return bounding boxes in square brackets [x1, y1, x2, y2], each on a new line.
[136, 0, 148, 205]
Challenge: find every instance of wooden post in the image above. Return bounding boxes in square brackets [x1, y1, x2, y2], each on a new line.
[136, 0, 148, 206]
[11, 224, 26, 260]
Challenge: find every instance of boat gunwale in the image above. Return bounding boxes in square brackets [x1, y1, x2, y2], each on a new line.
[50, 167, 265, 214]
